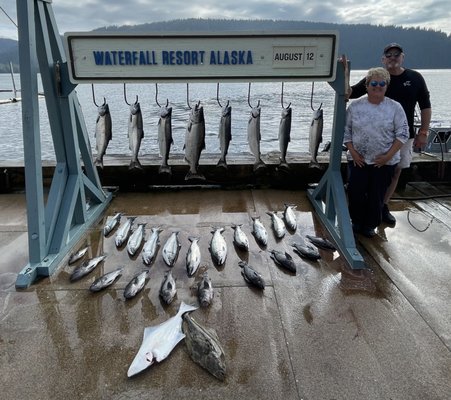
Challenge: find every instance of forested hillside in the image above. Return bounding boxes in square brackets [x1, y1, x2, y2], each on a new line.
[2, 18, 451, 72]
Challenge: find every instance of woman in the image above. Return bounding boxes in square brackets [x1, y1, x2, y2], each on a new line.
[344, 67, 409, 238]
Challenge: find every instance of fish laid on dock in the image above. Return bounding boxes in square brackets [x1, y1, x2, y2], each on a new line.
[231, 224, 249, 251]
[309, 108, 324, 169]
[269, 250, 297, 273]
[186, 236, 201, 277]
[103, 212, 122, 236]
[162, 231, 181, 267]
[142, 227, 162, 266]
[283, 204, 297, 231]
[158, 105, 173, 174]
[267, 211, 286, 239]
[89, 267, 123, 292]
[306, 234, 337, 251]
[247, 105, 266, 171]
[68, 246, 89, 265]
[128, 100, 144, 170]
[184, 102, 206, 180]
[70, 255, 107, 282]
[278, 106, 292, 169]
[291, 242, 321, 261]
[217, 102, 232, 168]
[115, 216, 136, 248]
[94, 100, 112, 169]
[183, 314, 226, 381]
[197, 271, 214, 307]
[127, 301, 198, 378]
[239, 261, 265, 289]
[209, 227, 227, 266]
[127, 223, 146, 256]
[124, 270, 150, 300]
[252, 216, 268, 247]
[159, 270, 177, 305]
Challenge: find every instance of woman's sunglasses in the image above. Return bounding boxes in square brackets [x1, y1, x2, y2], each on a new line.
[369, 80, 387, 87]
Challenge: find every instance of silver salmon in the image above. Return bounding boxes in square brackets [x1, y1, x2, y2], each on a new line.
[252, 216, 268, 247]
[94, 101, 112, 169]
[183, 314, 226, 381]
[70, 255, 106, 282]
[283, 204, 297, 231]
[142, 227, 162, 266]
[124, 270, 150, 299]
[217, 103, 232, 168]
[158, 105, 173, 174]
[231, 224, 249, 251]
[184, 103, 206, 180]
[267, 211, 286, 239]
[162, 231, 181, 267]
[68, 246, 89, 265]
[128, 100, 144, 170]
[309, 108, 323, 169]
[115, 216, 136, 248]
[89, 267, 123, 292]
[127, 223, 146, 256]
[278, 106, 292, 168]
[247, 106, 265, 171]
[186, 236, 201, 277]
[209, 227, 227, 266]
[103, 212, 122, 236]
[127, 301, 198, 377]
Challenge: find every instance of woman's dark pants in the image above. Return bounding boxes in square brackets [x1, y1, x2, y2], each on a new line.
[347, 162, 396, 230]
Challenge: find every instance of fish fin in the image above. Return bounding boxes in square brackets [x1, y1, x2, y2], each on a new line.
[154, 332, 186, 362]
[308, 161, 323, 169]
[185, 171, 206, 181]
[216, 158, 227, 168]
[159, 165, 172, 175]
[129, 160, 143, 170]
[94, 158, 104, 169]
[178, 301, 199, 315]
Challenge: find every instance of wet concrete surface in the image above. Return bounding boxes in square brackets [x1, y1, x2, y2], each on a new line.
[1, 185, 451, 399]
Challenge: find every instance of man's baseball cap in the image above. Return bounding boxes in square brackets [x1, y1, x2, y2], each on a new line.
[383, 43, 403, 54]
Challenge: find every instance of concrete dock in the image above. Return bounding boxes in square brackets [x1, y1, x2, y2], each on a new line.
[1, 181, 450, 399]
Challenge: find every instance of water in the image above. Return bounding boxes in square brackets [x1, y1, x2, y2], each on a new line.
[1, 70, 450, 162]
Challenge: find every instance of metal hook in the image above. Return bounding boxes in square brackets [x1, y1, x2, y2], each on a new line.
[216, 83, 230, 108]
[155, 83, 169, 108]
[247, 82, 260, 109]
[123, 83, 138, 106]
[91, 84, 105, 107]
[186, 83, 200, 110]
[310, 82, 323, 111]
[281, 82, 291, 109]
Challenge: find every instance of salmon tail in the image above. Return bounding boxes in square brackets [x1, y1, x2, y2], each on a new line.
[129, 159, 143, 170]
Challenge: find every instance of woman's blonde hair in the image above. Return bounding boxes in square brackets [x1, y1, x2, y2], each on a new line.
[365, 67, 390, 86]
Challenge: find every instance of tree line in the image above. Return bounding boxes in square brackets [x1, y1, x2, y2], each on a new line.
[2, 19, 451, 73]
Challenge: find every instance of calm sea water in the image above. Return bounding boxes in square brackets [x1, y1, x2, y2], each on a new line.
[1, 69, 450, 162]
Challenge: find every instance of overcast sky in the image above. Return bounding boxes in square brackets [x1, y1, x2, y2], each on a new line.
[2, 0, 451, 40]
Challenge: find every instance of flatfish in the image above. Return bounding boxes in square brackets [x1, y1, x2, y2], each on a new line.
[127, 301, 198, 377]
[183, 314, 226, 381]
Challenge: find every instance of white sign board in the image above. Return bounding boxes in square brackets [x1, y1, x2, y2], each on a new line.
[64, 31, 338, 83]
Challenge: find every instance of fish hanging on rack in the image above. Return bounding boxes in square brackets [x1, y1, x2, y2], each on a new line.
[278, 106, 292, 169]
[158, 104, 173, 174]
[128, 100, 144, 170]
[184, 102, 206, 180]
[247, 105, 266, 171]
[94, 100, 112, 169]
[308, 108, 324, 169]
[217, 102, 232, 168]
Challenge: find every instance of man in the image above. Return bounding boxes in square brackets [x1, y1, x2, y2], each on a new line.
[348, 43, 432, 225]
